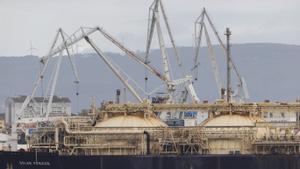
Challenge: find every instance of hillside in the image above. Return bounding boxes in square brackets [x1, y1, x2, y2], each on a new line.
[1, 43, 300, 113]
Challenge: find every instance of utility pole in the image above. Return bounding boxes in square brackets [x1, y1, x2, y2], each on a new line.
[225, 28, 231, 103]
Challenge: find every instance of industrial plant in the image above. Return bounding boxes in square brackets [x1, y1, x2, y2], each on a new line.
[0, 0, 300, 169]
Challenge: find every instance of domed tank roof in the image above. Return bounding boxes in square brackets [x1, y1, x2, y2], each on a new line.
[201, 114, 263, 127]
[95, 115, 167, 128]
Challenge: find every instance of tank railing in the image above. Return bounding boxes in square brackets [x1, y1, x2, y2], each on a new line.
[253, 141, 300, 154]
[63, 133, 146, 155]
[203, 127, 255, 139]
[29, 130, 56, 149]
[61, 129, 153, 155]
[63, 133, 143, 146]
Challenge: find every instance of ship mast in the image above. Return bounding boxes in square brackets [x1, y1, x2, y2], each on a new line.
[225, 28, 232, 103]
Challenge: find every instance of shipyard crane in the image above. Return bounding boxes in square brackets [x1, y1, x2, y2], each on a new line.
[193, 8, 249, 102]
[16, 28, 84, 120]
[18, 25, 197, 120]
[56, 26, 198, 104]
[17, 11, 202, 120]
[80, 27, 197, 103]
[94, 28, 198, 103]
[44, 27, 188, 104]
[17, 0, 201, 118]
[145, 0, 199, 103]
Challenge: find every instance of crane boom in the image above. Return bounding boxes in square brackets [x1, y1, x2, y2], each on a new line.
[60, 30, 80, 83]
[98, 27, 199, 102]
[97, 28, 168, 82]
[17, 27, 91, 119]
[144, 0, 200, 103]
[16, 29, 60, 119]
[193, 8, 249, 101]
[203, 11, 242, 83]
[159, 0, 186, 75]
[46, 52, 63, 118]
[203, 23, 223, 97]
[84, 36, 144, 103]
[159, 0, 200, 102]
[154, 6, 172, 82]
[40, 28, 97, 64]
[193, 10, 205, 79]
[145, 1, 158, 63]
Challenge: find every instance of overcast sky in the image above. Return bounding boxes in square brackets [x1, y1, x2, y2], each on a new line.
[0, 0, 299, 56]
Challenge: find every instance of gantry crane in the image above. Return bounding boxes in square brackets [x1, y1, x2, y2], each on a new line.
[193, 8, 249, 102]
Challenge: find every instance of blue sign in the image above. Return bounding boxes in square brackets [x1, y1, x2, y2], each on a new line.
[184, 111, 197, 118]
[28, 128, 37, 135]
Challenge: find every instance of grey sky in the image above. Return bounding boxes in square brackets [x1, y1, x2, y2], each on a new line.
[0, 0, 299, 56]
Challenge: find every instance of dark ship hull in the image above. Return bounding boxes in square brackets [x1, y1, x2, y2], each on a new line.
[1, 151, 300, 169]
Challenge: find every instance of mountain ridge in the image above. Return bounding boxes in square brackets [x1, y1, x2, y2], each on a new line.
[1, 43, 300, 113]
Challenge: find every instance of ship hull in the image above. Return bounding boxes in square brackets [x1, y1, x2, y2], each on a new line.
[1, 152, 300, 169]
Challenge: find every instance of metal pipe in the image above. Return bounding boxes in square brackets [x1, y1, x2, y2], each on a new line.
[55, 127, 59, 150]
[116, 89, 121, 104]
[58, 118, 145, 134]
[143, 131, 151, 155]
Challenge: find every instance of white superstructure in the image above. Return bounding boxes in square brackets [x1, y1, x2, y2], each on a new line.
[5, 95, 71, 126]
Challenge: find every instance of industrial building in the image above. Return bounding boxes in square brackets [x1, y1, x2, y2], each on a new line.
[5, 95, 71, 126]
